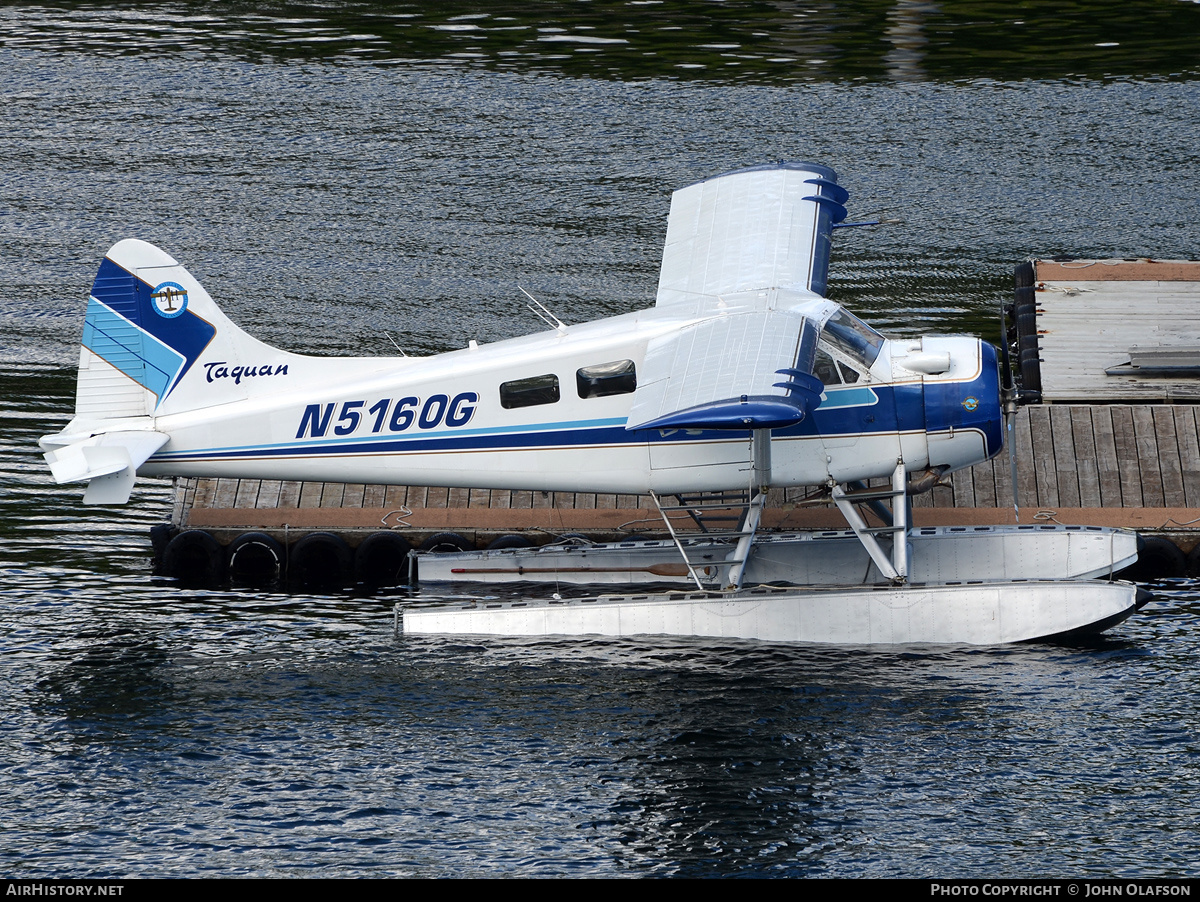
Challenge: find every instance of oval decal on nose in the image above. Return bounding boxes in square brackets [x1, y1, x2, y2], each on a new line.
[962, 396, 979, 411]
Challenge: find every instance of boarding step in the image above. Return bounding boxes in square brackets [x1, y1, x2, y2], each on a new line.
[669, 491, 754, 533]
[834, 485, 904, 502]
[672, 491, 752, 505]
[660, 513, 746, 528]
[657, 502, 748, 514]
[649, 489, 763, 589]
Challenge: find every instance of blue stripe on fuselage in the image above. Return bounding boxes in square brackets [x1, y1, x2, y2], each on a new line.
[154, 384, 922, 464]
[155, 417, 630, 459]
[819, 386, 878, 409]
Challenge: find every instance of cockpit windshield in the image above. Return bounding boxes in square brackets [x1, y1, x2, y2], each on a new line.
[821, 309, 884, 370]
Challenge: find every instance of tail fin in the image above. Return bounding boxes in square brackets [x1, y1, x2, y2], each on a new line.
[43, 239, 301, 503]
[75, 239, 297, 422]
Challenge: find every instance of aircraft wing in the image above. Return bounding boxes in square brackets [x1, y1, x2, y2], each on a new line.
[655, 162, 848, 309]
[626, 309, 824, 431]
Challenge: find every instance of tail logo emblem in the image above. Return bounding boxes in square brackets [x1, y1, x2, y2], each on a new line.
[151, 281, 189, 319]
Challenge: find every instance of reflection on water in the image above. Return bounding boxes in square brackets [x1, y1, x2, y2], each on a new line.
[8, 583, 1200, 877]
[1, 0, 1198, 83]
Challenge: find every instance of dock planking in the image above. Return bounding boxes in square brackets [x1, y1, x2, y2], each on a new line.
[1175, 407, 1200, 508]
[1032, 259, 1200, 403]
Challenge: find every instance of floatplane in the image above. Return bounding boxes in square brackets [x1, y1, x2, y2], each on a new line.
[40, 162, 1146, 644]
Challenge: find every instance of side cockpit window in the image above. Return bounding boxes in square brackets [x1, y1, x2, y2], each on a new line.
[822, 308, 884, 370]
[814, 349, 840, 385]
[815, 345, 866, 386]
[577, 359, 636, 399]
[500, 374, 560, 409]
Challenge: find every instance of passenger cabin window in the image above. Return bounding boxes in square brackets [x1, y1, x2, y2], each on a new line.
[500, 374, 560, 409]
[577, 359, 636, 398]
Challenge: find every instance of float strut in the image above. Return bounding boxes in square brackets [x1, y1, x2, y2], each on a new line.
[831, 459, 909, 584]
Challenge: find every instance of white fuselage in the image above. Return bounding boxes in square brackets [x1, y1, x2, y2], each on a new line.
[140, 301, 1000, 494]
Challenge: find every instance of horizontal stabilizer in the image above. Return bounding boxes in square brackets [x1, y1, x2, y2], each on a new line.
[41, 430, 169, 505]
[627, 309, 822, 431]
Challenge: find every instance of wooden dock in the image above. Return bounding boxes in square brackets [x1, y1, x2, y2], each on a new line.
[171, 403, 1200, 549]
[1022, 258, 1200, 402]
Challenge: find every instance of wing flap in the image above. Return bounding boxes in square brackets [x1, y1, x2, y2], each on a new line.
[627, 310, 823, 431]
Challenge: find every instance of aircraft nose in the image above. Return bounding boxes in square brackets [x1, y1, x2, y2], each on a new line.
[960, 341, 1005, 460]
[922, 339, 1005, 464]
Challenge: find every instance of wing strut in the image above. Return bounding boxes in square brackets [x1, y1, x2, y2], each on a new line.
[648, 428, 774, 591]
[724, 428, 771, 589]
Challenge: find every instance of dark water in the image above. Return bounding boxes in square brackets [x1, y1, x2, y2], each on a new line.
[3, 1, 1200, 877]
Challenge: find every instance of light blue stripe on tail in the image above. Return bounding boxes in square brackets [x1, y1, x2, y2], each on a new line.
[82, 297, 184, 404]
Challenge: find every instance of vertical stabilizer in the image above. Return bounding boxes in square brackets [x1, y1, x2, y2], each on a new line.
[44, 239, 305, 503]
[74, 239, 299, 424]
